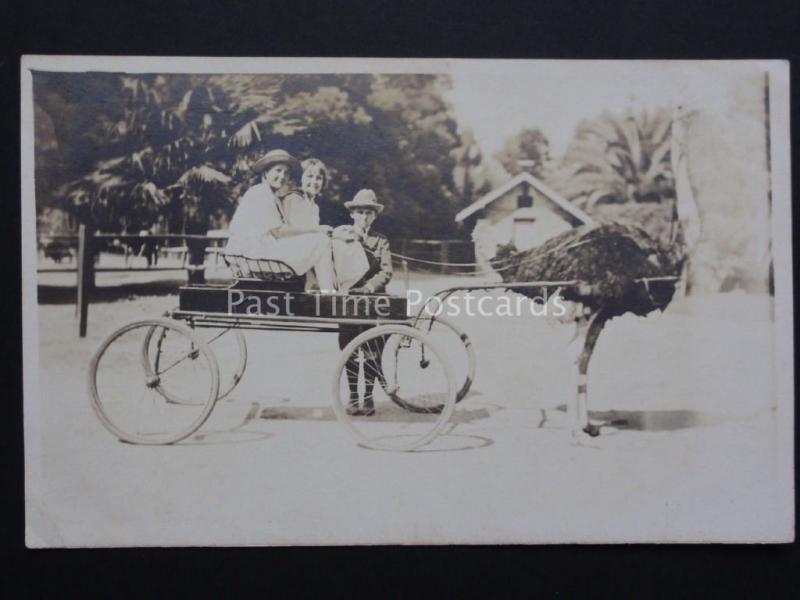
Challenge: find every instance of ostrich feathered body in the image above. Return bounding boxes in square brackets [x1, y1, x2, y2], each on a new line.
[494, 222, 684, 319]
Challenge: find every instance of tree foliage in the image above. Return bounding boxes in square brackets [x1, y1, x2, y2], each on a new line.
[493, 128, 551, 178]
[550, 107, 675, 208]
[34, 72, 486, 239]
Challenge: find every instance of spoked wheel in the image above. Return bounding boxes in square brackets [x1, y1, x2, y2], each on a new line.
[332, 325, 456, 451]
[143, 324, 247, 403]
[89, 318, 220, 444]
[386, 314, 476, 414]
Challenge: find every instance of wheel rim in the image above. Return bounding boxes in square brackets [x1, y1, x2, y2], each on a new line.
[331, 325, 456, 451]
[386, 315, 475, 414]
[143, 326, 246, 403]
[89, 318, 220, 444]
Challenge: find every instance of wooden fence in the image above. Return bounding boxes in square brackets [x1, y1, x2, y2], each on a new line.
[396, 239, 474, 273]
[42, 226, 226, 337]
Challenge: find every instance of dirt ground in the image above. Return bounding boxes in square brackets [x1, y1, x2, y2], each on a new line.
[25, 274, 793, 546]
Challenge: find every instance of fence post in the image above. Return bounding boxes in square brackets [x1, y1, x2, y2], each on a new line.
[440, 241, 449, 274]
[76, 224, 95, 338]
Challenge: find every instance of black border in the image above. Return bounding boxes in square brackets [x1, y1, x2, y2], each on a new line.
[3, 0, 799, 596]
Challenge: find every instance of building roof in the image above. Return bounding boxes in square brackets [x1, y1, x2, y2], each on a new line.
[454, 171, 595, 225]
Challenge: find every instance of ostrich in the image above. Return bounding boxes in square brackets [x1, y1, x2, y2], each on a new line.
[492, 108, 700, 439]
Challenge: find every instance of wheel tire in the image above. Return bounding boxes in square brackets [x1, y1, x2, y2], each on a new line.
[331, 324, 456, 451]
[89, 318, 220, 445]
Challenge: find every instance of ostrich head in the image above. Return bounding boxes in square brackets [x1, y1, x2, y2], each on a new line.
[488, 242, 520, 281]
[492, 242, 518, 264]
[491, 242, 522, 273]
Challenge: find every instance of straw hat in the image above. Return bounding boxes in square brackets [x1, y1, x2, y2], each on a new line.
[344, 189, 384, 213]
[252, 149, 301, 180]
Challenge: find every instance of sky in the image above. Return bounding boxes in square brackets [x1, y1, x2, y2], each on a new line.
[446, 60, 767, 157]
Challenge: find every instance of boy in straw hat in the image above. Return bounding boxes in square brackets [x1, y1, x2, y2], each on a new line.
[336, 189, 393, 416]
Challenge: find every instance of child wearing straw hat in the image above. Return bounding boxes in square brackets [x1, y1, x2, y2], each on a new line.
[336, 189, 394, 416]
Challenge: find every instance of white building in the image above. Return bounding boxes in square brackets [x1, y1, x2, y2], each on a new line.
[455, 171, 594, 270]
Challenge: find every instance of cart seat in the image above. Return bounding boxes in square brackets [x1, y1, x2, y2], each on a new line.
[224, 254, 305, 291]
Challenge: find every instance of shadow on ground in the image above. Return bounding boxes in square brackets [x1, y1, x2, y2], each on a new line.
[259, 404, 493, 424]
[183, 429, 275, 445]
[381, 432, 494, 453]
[38, 281, 184, 304]
[551, 404, 728, 431]
[38, 278, 232, 304]
[185, 399, 498, 452]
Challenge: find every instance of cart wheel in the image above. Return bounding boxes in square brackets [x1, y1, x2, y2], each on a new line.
[89, 318, 220, 444]
[386, 314, 476, 414]
[143, 325, 246, 402]
[332, 325, 456, 451]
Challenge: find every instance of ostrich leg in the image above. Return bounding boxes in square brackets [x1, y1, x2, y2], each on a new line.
[566, 314, 590, 432]
[572, 310, 608, 437]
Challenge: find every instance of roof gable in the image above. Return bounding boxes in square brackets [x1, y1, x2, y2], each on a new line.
[455, 171, 594, 225]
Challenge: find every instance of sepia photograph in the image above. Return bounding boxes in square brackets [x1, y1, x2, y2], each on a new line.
[21, 56, 793, 546]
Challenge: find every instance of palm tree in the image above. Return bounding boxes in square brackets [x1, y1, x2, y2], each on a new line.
[552, 107, 675, 209]
[172, 165, 232, 282]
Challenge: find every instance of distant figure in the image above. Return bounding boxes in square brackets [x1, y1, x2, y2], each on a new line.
[139, 228, 159, 268]
[43, 237, 73, 263]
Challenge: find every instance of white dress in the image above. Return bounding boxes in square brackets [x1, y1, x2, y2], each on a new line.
[224, 183, 329, 276]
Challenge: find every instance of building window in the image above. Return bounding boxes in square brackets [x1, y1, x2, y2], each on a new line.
[517, 192, 533, 208]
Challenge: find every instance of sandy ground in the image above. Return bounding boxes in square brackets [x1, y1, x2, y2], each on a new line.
[25, 274, 793, 546]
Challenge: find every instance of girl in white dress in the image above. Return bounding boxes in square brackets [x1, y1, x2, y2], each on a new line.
[287, 158, 369, 291]
[225, 150, 336, 290]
